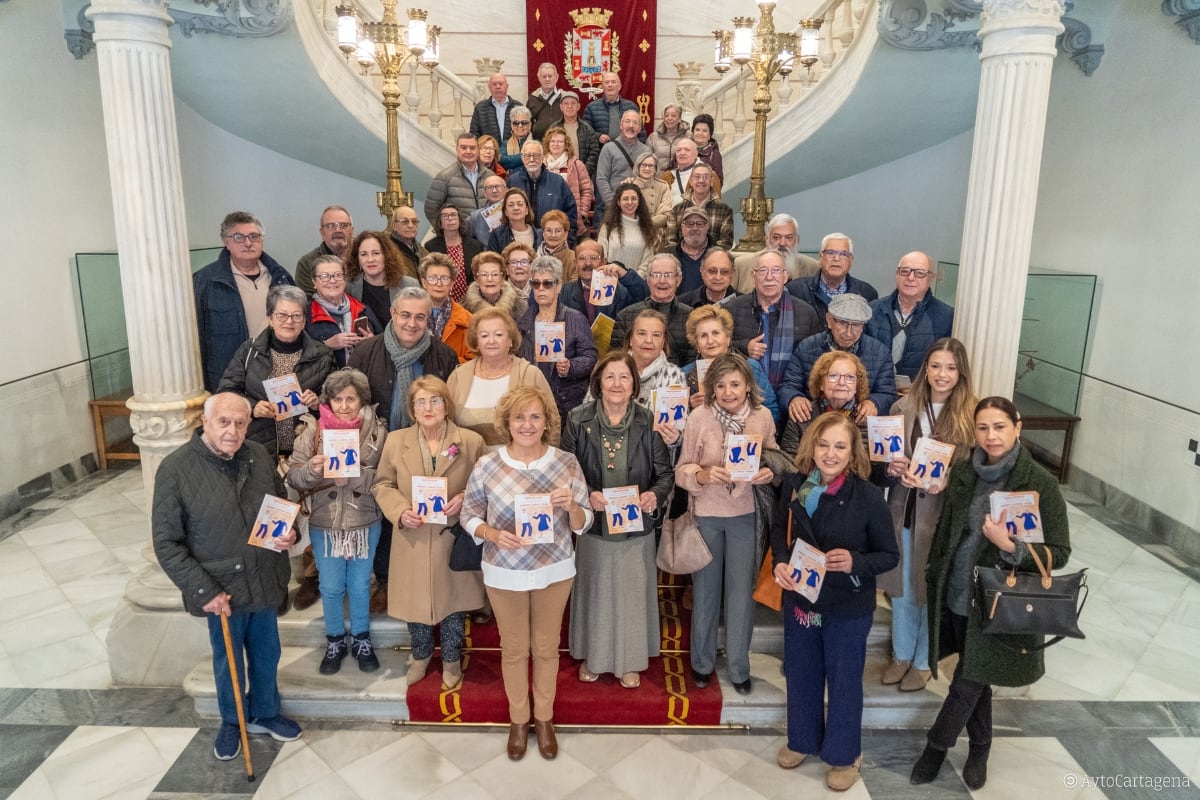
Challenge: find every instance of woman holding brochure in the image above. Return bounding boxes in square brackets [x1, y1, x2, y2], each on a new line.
[876, 338, 977, 692]
[563, 350, 674, 688]
[625, 309, 686, 429]
[461, 385, 592, 761]
[287, 368, 388, 674]
[910, 396, 1071, 790]
[778, 351, 869, 458]
[371, 376, 485, 690]
[674, 352, 776, 695]
[515, 255, 597, 424]
[218, 285, 335, 458]
[770, 412, 897, 791]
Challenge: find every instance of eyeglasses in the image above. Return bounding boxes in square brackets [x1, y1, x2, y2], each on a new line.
[826, 372, 858, 383]
[394, 217, 419, 226]
[830, 319, 865, 330]
[484, 183, 507, 192]
[821, 249, 852, 259]
[682, 220, 708, 228]
[508, 259, 531, 267]
[392, 310, 429, 324]
[649, 272, 678, 280]
[754, 267, 786, 277]
[272, 312, 305, 323]
[521, 152, 542, 160]
[530, 279, 559, 289]
[226, 232, 263, 244]
[897, 267, 933, 279]
[424, 275, 452, 284]
[511, 119, 531, 126]
[439, 212, 460, 220]
[413, 396, 445, 409]
[314, 273, 344, 283]
[321, 222, 352, 231]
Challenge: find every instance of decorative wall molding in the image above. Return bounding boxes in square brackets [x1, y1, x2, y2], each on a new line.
[1162, 0, 1200, 44]
[66, 0, 293, 58]
[878, 0, 1103, 74]
[1058, 14, 1103, 76]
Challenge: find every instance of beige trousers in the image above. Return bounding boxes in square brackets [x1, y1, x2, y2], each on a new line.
[486, 577, 574, 724]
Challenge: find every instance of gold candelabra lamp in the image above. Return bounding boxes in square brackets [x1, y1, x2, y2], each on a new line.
[714, 2, 821, 251]
[335, 1, 442, 222]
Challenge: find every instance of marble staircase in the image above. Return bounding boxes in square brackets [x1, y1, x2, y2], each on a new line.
[184, 597, 948, 728]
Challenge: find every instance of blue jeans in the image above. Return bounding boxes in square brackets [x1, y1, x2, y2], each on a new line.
[310, 521, 381, 637]
[206, 608, 281, 726]
[782, 595, 873, 767]
[890, 526, 930, 669]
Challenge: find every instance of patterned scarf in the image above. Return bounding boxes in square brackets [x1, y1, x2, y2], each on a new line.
[383, 325, 431, 430]
[760, 292, 795, 386]
[710, 399, 750, 436]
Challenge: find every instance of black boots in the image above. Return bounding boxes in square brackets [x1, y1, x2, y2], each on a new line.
[319, 634, 348, 674]
[351, 632, 380, 672]
[910, 743, 947, 784]
[963, 743, 990, 790]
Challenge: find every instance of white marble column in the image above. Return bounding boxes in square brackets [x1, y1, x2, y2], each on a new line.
[87, 0, 211, 683]
[953, 0, 1065, 398]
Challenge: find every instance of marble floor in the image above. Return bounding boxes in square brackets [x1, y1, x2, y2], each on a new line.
[1, 466, 1198, 799]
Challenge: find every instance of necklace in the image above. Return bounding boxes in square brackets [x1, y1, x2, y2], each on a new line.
[476, 357, 512, 380]
[600, 431, 623, 470]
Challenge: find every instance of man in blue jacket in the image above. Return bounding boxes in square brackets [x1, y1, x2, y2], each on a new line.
[506, 140, 579, 245]
[785, 232, 878, 326]
[777, 293, 898, 424]
[193, 212, 294, 393]
[865, 251, 954, 382]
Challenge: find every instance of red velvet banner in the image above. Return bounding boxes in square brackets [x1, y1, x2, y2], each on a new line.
[525, 1, 658, 132]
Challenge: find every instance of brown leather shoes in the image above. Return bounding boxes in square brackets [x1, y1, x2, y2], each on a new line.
[369, 583, 388, 615]
[292, 577, 321, 611]
[506, 722, 528, 761]
[534, 718, 558, 760]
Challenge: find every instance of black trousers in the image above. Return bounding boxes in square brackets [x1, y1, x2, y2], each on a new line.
[373, 516, 394, 583]
[927, 609, 992, 750]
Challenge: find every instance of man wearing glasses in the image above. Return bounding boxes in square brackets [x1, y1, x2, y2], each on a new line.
[786, 232, 879, 326]
[505, 140, 579, 245]
[777, 293, 898, 425]
[390, 206, 427, 281]
[609, 253, 695, 367]
[865, 251, 954, 382]
[728, 249, 822, 393]
[663, 205, 716, 295]
[194, 211, 294, 393]
[295, 206, 354, 299]
[663, 165, 733, 253]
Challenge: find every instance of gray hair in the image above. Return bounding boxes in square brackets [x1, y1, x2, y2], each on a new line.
[673, 137, 697, 154]
[219, 211, 263, 239]
[821, 232, 854, 254]
[203, 392, 252, 418]
[266, 285, 307, 316]
[392, 285, 432, 311]
[648, 252, 681, 276]
[313, 254, 344, 272]
[702, 248, 733, 268]
[662, 103, 683, 118]
[767, 213, 799, 234]
[536, 62, 557, 74]
[511, 106, 533, 121]
[320, 367, 372, 406]
[419, 252, 459, 281]
[320, 205, 353, 226]
[530, 255, 563, 282]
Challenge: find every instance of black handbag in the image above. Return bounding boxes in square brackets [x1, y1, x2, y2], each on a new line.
[447, 523, 483, 572]
[974, 542, 1088, 651]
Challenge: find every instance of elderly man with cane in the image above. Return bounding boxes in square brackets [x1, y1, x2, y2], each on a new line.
[153, 392, 302, 768]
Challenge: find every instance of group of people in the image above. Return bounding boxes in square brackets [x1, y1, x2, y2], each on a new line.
[170, 69, 1071, 793]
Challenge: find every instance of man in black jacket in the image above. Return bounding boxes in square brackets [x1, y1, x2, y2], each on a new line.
[152, 393, 301, 762]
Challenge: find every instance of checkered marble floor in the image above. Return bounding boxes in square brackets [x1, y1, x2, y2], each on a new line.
[1, 466, 1198, 799]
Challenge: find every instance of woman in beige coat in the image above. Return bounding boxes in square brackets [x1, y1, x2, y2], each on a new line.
[373, 376, 486, 690]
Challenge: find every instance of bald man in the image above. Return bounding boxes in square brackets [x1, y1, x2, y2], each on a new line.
[581, 71, 645, 144]
[470, 72, 524, 143]
[865, 251, 954, 381]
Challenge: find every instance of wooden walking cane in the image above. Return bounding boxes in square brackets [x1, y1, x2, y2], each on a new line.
[218, 612, 256, 782]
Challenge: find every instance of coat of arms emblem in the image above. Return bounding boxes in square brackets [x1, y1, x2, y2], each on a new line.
[562, 7, 620, 99]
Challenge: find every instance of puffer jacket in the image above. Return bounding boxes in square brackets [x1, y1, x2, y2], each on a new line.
[152, 432, 290, 617]
[286, 406, 388, 531]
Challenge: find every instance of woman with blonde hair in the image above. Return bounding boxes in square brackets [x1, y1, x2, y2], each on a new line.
[447, 308, 553, 447]
[772, 412, 897, 790]
[877, 338, 977, 692]
[461, 385, 592, 760]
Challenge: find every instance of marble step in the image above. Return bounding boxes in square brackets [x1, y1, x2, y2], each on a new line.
[187, 602, 926, 727]
[276, 592, 893, 656]
[184, 644, 945, 728]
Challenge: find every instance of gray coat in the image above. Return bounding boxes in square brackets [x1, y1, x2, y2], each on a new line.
[423, 161, 496, 225]
[152, 432, 290, 617]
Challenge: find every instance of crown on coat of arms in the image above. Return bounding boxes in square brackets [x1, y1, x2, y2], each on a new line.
[569, 8, 614, 27]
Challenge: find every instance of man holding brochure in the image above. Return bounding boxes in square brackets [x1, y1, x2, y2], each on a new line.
[152, 392, 301, 762]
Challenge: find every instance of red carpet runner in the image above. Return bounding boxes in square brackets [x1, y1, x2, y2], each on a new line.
[405, 574, 723, 725]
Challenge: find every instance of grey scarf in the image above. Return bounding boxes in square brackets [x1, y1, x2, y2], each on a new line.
[946, 442, 1021, 616]
[383, 325, 431, 430]
[314, 294, 352, 331]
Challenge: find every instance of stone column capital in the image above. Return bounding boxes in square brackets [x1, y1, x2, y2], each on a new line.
[85, 0, 173, 48]
[978, 0, 1065, 58]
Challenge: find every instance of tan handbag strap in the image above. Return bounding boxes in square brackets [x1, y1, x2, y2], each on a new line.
[1024, 541, 1054, 589]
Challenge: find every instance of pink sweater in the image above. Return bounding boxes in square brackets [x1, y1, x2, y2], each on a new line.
[674, 404, 777, 518]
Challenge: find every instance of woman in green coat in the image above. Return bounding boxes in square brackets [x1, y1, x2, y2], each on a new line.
[911, 396, 1071, 791]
